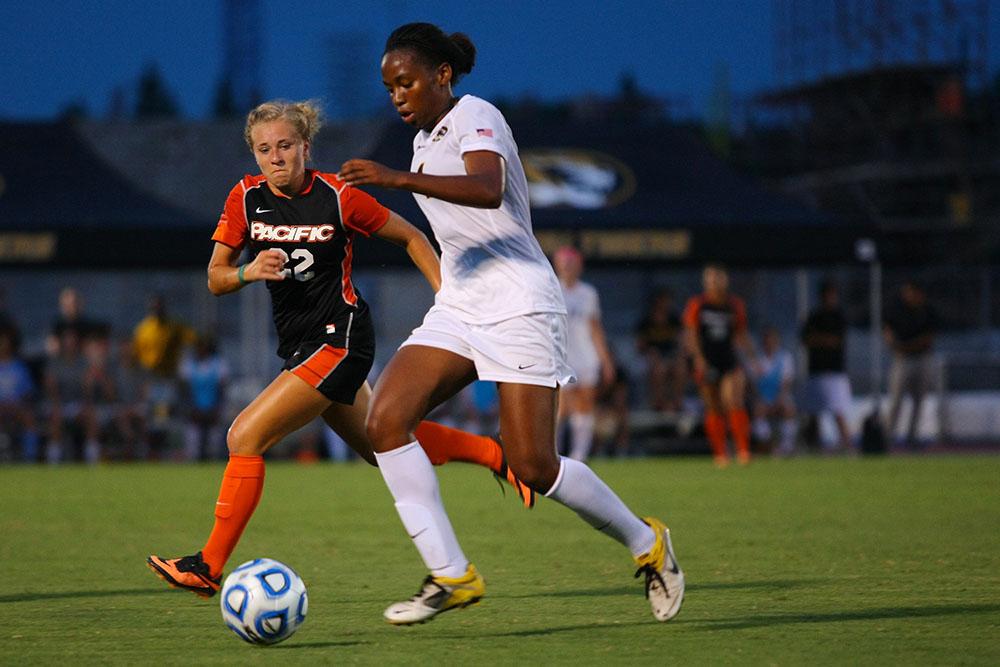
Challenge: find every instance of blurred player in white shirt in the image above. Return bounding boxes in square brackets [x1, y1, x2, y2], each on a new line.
[340, 22, 683, 626]
[553, 246, 614, 461]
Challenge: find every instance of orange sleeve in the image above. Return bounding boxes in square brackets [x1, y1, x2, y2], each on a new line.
[682, 297, 701, 329]
[732, 297, 748, 332]
[340, 185, 390, 237]
[211, 182, 248, 249]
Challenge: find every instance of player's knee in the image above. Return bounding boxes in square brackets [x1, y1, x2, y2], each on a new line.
[226, 418, 266, 456]
[508, 453, 560, 493]
[365, 403, 409, 452]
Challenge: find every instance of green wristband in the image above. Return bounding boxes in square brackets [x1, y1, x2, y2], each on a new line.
[237, 264, 248, 285]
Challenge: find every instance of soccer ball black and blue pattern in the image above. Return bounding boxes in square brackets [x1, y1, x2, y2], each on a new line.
[220, 558, 308, 645]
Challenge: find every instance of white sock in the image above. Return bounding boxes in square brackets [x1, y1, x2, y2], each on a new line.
[545, 456, 656, 557]
[568, 413, 596, 461]
[374, 441, 469, 579]
[780, 419, 797, 451]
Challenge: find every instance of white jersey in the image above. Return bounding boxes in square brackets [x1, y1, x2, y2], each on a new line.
[411, 95, 565, 323]
[561, 280, 601, 369]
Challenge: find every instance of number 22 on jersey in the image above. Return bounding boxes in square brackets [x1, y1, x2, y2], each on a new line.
[270, 247, 315, 281]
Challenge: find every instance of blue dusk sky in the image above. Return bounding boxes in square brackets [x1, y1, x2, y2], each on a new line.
[1, 1, 996, 121]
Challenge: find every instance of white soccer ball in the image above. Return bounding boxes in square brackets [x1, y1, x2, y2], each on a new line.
[220, 558, 308, 645]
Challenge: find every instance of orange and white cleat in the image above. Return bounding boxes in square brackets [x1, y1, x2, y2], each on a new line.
[147, 552, 221, 599]
[491, 433, 536, 509]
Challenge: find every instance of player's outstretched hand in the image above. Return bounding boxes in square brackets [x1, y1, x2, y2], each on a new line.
[247, 249, 287, 282]
[338, 159, 401, 188]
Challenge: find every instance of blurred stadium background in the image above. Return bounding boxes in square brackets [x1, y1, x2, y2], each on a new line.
[1, 0, 998, 463]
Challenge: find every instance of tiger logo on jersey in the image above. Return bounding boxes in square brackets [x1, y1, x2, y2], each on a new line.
[521, 148, 635, 209]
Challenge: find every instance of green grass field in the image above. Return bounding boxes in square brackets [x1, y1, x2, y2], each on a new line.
[1, 455, 998, 665]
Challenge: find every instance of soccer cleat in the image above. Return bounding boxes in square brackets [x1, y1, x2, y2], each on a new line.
[147, 551, 221, 599]
[634, 517, 685, 622]
[384, 563, 485, 625]
[491, 433, 536, 509]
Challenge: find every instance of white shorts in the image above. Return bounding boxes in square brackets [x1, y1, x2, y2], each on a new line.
[401, 305, 575, 388]
[804, 373, 852, 416]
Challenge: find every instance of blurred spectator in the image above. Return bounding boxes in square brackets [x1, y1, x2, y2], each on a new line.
[83, 329, 117, 457]
[0, 324, 40, 462]
[594, 352, 632, 457]
[751, 326, 797, 456]
[0, 287, 22, 355]
[800, 281, 853, 452]
[132, 294, 196, 378]
[114, 340, 151, 460]
[44, 329, 108, 463]
[179, 334, 229, 461]
[884, 281, 938, 447]
[635, 288, 686, 412]
[467, 380, 500, 436]
[46, 287, 106, 357]
[133, 294, 195, 457]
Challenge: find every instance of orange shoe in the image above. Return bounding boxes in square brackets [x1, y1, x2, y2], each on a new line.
[491, 434, 536, 509]
[147, 552, 221, 599]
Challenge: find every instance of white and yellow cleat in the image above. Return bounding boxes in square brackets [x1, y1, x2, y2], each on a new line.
[634, 517, 685, 622]
[384, 563, 485, 625]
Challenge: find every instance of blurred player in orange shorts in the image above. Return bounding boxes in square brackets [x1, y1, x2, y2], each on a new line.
[683, 264, 754, 466]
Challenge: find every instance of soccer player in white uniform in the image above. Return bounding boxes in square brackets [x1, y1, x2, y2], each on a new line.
[553, 246, 615, 461]
[340, 22, 684, 625]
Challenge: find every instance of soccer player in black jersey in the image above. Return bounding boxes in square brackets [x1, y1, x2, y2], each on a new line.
[147, 100, 532, 599]
[683, 264, 754, 466]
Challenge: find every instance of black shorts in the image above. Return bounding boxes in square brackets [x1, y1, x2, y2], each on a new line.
[697, 351, 739, 385]
[281, 310, 375, 405]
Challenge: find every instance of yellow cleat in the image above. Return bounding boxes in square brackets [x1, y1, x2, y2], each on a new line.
[384, 563, 485, 625]
[634, 517, 685, 622]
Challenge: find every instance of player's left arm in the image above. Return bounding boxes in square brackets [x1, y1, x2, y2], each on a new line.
[373, 211, 442, 293]
[338, 151, 506, 209]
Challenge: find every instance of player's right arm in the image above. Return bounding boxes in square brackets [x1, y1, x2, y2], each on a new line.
[208, 181, 287, 295]
[207, 243, 286, 296]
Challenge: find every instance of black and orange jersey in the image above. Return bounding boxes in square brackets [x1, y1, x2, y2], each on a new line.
[212, 169, 390, 359]
[682, 293, 747, 364]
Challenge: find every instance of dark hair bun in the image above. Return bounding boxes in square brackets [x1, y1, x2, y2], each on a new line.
[449, 32, 476, 76]
[385, 22, 477, 85]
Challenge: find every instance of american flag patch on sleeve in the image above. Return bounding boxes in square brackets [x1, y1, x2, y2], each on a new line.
[476, 128, 493, 138]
